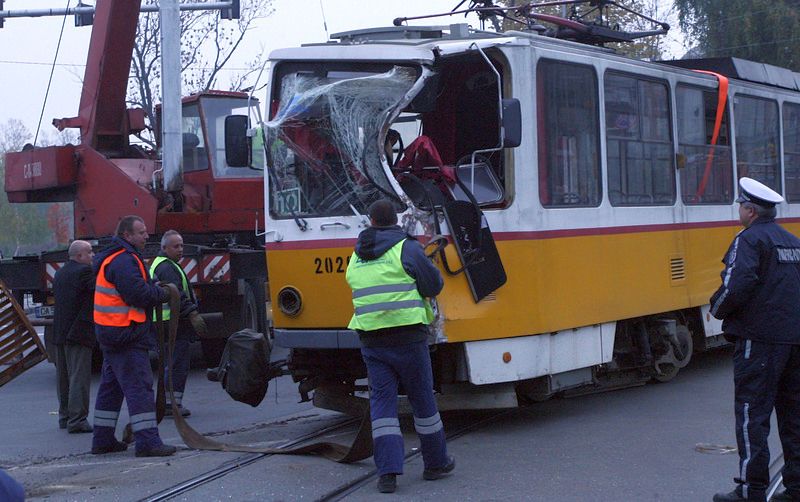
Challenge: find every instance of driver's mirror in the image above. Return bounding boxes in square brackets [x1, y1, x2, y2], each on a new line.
[225, 115, 251, 167]
[502, 98, 521, 148]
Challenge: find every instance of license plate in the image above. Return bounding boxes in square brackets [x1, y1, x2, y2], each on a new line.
[35, 305, 55, 318]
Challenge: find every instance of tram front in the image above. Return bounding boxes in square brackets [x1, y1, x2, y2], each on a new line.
[225, 31, 519, 407]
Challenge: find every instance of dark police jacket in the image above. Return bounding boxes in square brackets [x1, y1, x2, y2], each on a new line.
[710, 216, 800, 344]
[53, 259, 95, 348]
[352, 225, 444, 348]
[93, 236, 166, 352]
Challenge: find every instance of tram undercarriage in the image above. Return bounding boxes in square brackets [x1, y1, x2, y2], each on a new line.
[287, 307, 726, 412]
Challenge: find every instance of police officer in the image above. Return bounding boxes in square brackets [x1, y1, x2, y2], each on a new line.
[711, 178, 800, 502]
[149, 229, 208, 417]
[91, 215, 176, 457]
[345, 199, 454, 494]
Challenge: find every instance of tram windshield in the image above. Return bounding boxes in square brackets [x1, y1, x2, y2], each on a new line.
[266, 64, 419, 218]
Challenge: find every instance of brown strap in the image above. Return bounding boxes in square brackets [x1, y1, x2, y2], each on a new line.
[161, 284, 373, 463]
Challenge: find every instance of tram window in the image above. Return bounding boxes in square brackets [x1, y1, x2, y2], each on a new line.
[734, 95, 781, 192]
[783, 102, 800, 202]
[536, 60, 601, 207]
[676, 85, 733, 205]
[605, 72, 675, 206]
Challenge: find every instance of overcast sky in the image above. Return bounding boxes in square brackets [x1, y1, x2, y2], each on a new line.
[0, 0, 684, 139]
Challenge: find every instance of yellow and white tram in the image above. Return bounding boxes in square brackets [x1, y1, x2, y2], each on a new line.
[231, 21, 800, 409]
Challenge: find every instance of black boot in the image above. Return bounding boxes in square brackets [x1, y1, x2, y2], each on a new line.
[377, 474, 396, 493]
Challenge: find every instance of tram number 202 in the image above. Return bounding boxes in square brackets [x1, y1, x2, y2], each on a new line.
[314, 256, 350, 274]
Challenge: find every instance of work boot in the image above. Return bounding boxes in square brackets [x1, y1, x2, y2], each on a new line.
[772, 490, 797, 501]
[712, 487, 764, 502]
[377, 474, 396, 493]
[91, 440, 128, 455]
[68, 422, 93, 434]
[423, 455, 455, 480]
[135, 444, 177, 457]
[164, 405, 191, 418]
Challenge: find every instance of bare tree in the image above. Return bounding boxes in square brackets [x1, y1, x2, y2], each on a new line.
[129, 0, 274, 146]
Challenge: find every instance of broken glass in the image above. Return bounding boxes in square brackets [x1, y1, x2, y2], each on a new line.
[264, 65, 419, 219]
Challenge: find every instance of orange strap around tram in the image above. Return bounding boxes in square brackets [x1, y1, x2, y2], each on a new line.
[692, 70, 729, 199]
[94, 249, 148, 326]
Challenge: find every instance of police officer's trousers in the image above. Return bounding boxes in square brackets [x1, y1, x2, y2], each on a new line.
[733, 338, 800, 500]
[361, 339, 449, 476]
[92, 347, 163, 452]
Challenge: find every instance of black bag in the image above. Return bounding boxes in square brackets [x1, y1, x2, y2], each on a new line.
[216, 329, 271, 407]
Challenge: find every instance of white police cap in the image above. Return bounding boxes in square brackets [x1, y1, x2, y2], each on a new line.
[736, 177, 784, 207]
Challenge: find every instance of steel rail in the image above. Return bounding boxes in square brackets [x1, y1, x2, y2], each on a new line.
[316, 408, 519, 502]
[139, 416, 360, 502]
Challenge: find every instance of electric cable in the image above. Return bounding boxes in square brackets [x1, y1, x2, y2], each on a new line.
[34, 0, 71, 147]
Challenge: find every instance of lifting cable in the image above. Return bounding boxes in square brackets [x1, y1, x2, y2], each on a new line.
[691, 70, 729, 200]
[34, 0, 71, 147]
[153, 284, 373, 463]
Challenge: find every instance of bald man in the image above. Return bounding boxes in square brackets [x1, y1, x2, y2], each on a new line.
[53, 240, 96, 433]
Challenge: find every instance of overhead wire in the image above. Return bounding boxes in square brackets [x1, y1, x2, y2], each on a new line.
[35, 0, 71, 147]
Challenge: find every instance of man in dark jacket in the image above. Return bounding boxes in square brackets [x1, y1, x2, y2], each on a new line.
[149, 229, 207, 417]
[91, 215, 176, 457]
[53, 240, 95, 433]
[711, 178, 800, 502]
[345, 199, 454, 494]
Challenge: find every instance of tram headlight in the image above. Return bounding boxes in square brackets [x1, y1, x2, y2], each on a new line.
[277, 286, 302, 317]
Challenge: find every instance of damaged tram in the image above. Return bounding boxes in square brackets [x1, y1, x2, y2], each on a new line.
[225, 21, 800, 409]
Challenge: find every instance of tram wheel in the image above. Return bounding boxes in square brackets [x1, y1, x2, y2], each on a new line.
[652, 325, 693, 383]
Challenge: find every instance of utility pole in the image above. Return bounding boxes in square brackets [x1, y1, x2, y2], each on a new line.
[160, 0, 182, 193]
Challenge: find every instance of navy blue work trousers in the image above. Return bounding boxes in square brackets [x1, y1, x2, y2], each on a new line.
[92, 347, 163, 453]
[163, 336, 190, 406]
[361, 339, 449, 476]
[732, 338, 800, 501]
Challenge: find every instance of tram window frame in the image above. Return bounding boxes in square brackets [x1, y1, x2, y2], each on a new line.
[536, 59, 602, 208]
[783, 102, 800, 202]
[676, 84, 733, 205]
[604, 71, 676, 207]
[734, 94, 782, 193]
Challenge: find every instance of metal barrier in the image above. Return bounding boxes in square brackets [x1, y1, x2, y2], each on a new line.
[0, 280, 47, 387]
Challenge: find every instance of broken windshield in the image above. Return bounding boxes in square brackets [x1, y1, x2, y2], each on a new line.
[264, 64, 419, 219]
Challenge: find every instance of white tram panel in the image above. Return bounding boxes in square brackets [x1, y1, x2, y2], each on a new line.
[464, 322, 616, 385]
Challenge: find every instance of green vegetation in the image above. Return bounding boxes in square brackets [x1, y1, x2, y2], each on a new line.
[674, 0, 800, 71]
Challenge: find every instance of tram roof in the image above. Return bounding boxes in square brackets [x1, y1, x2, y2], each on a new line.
[660, 57, 800, 93]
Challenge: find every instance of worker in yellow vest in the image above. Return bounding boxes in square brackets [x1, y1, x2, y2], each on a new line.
[150, 230, 207, 418]
[345, 199, 454, 494]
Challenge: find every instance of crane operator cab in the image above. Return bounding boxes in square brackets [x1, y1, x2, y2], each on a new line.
[225, 27, 521, 303]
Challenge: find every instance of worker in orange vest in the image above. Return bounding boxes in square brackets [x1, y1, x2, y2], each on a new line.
[91, 215, 176, 457]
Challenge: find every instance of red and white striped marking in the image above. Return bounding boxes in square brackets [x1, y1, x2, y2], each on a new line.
[44, 262, 65, 289]
[179, 257, 199, 284]
[201, 255, 231, 283]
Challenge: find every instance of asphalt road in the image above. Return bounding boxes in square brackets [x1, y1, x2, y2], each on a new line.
[0, 346, 783, 501]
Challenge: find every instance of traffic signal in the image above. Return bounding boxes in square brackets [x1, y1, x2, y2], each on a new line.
[221, 0, 240, 20]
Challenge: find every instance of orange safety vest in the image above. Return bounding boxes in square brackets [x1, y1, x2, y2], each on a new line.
[93, 249, 148, 327]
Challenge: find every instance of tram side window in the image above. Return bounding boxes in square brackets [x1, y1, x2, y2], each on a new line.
[536, 60, 601, 207]
[734, 95, 781, 192]
[605, 73, 675, 206]
[676, 85, 733, 204]
[783, 102, 800, 202]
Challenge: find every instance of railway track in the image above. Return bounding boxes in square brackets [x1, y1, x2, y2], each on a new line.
[140, 416, 360, 502]
[138, 408, 517, 501]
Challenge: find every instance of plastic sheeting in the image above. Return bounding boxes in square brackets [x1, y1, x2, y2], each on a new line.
[264, 66, 419, 218]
